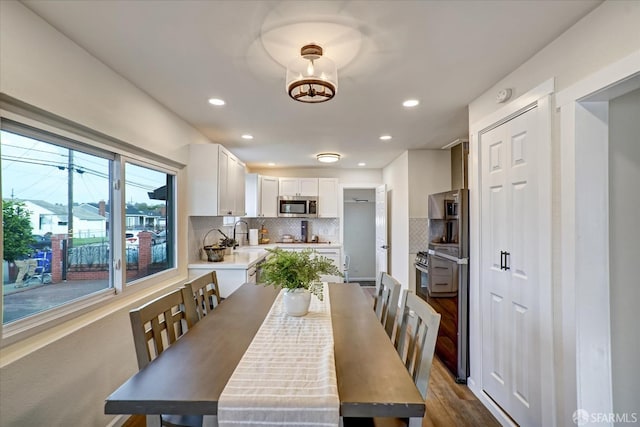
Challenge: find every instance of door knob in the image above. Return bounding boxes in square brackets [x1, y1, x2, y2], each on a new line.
[381, 245, 389, 249]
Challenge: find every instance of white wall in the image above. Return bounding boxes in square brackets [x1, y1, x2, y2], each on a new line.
[608, 88, 640, 420]
[407, 149, 451, 290]
[381, 150, 453, 291]
[382, 152, 409, 288]
[0, 2, 210, 426]
[408, 150, 451, 218]
[467, 1, 640, 424]
[469, 1, 640, 124]
[0, 1, 209, 163]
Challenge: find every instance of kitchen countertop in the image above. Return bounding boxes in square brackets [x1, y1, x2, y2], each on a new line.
[188, 243, 342, 270]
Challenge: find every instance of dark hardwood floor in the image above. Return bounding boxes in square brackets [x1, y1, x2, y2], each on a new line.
[423, 356, 499, 427]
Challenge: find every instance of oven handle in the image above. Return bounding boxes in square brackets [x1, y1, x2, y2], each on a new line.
[427, 249, 468, 265]
[415, 263, 429, 274]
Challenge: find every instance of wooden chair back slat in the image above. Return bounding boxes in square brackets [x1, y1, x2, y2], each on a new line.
[129, 288, 196, 370]
[395, 291, 441, 399]
[182, 271, 221, 322]
[374, 272, 402, 337]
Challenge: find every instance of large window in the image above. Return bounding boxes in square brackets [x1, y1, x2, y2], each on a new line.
[1, 120, 176, 326]
[124, 162, 174, 284]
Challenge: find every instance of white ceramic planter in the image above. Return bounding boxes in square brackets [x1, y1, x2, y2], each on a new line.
[282, 288, 311, 317]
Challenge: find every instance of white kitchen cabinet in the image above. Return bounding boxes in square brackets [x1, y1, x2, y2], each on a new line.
[318, 178, 338, 217]
[231, 155, 246, 216]
[245, 174, 278, 217]
[279, 245, 342, 283]
[188, 268, 249, 298]
[188, 144, 246, 216]
[278, 177, 318, 197]
[314, 247, 342, 283]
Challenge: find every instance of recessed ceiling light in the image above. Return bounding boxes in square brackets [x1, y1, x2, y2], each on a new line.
[267, 162, 276, 166]
[379, 135, 392, 141]
[358, 162, 366, 167]
[402, 99, 419, 107]
[241, 134, 253, 140]
[208, 98, 225, 106]
[316, 153, 341, 163]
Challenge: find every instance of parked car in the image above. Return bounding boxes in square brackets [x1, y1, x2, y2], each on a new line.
[152, 230, 166, 244]
[125, 231, 140, 245]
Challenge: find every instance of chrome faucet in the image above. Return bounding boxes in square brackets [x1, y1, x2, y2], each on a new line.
[233, 220, 249, 247]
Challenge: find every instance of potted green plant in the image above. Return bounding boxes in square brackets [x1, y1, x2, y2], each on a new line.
[260, 248, 342, 316]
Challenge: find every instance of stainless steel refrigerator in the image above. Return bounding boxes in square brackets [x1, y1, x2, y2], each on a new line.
[422, 189, 469, 383]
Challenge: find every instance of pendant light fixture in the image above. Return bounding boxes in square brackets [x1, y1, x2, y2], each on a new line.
[286, 44, 337, 103]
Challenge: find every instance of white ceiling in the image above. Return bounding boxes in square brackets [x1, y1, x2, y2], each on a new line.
[22, 0, 601, 170]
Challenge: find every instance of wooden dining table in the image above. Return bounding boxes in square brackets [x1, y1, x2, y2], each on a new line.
[105, 283, 426, 425]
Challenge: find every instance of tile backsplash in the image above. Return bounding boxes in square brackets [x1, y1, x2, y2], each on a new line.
[189, 216, 340, 263]
[249, 218, 339, 244]
[409, 217, 429, 254]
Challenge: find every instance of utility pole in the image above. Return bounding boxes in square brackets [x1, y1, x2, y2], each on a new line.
[67, 150, 74, 250]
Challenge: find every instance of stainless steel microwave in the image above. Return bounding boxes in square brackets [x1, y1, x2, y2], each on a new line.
[278, 196, 318, 218]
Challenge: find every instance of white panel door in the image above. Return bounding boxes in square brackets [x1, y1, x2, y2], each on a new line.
[375, 184, 388, 279]
[480, 107, 541, 426]
[481, 123, 510, 407]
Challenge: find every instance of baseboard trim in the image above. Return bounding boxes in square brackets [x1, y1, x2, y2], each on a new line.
[467, 379, 518, 427]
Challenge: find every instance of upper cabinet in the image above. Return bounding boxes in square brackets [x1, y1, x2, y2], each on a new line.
[279, 177, 318, 197]
[188, 144, 246, 216]
[245, 174, 278, 218]
[318, 178, 338, 218]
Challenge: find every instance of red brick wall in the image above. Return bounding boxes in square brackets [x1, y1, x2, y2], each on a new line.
[49, 232, 155, 283]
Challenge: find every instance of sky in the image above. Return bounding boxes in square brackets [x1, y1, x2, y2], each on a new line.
[1, 130, 166, 206]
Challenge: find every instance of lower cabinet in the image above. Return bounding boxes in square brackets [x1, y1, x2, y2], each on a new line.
[188, 268, 252, 298]
[280, 246, 343, 283]
[314, 248, 343, 283]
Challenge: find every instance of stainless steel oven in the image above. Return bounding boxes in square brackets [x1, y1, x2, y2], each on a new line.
[415, 251, 429, 301]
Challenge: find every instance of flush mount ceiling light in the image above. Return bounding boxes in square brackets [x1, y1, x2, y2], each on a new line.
[402, 99, 420, 108]
[316, 153, 341, 163]
[286, 44, 337, 103]
[208, 98, 225, 106]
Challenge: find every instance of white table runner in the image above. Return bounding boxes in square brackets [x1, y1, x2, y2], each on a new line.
[218, 283, 339, 427]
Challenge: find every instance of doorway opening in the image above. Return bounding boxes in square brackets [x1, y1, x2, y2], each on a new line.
[342, 188, 376, 285]
[558, 67, 640, 420]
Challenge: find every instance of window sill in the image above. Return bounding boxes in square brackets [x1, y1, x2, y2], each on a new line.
[1, 268, 187, 365]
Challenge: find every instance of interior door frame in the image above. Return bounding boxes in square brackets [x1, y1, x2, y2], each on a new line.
[468, 78, 555, 426]
[339, 183, 385, 280]
[556, 51, 640, 426]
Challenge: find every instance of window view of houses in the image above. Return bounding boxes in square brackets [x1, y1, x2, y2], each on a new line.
[1, 129, 174, 323]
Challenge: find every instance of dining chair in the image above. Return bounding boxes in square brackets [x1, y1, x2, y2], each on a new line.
[344, 292, 441, 427]
[129, 288, 203, 427]
[373, 272, 401, 338]
[182, 271, 221, 322]
[394, 291, 442, 401]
